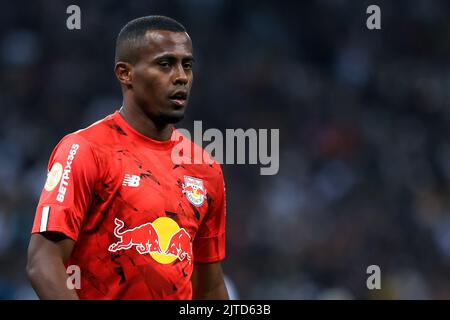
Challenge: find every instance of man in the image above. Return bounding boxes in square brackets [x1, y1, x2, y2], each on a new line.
[26, 15, 229, 300]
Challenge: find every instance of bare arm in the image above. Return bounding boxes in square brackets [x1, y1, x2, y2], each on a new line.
[26, 232, 79, 300]
[191, 261, 229, 300]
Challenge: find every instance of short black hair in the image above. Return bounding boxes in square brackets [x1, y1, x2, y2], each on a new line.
[115, 15, 187, 64]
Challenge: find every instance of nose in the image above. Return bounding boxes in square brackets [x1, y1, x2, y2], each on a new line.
[173, 63, 188, 86]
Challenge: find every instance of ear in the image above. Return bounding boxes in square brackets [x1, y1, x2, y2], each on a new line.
[114, 62, 133, 87]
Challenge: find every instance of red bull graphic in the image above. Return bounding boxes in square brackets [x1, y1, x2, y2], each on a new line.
[164, 228, 192, 263]
[108, 217, 193, 265]
[182, 176, 206, 206]
[108, 218, 162, 254]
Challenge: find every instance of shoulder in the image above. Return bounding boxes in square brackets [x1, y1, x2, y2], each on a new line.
[73, 113, 120, 144]
[49, 113, 121, 166]
[56, 112, 120, 151]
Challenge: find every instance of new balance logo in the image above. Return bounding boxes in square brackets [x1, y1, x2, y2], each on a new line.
[122, 174, 140, 187]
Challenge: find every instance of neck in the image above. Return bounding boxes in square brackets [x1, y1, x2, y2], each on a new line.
[119, 103, 173, 141]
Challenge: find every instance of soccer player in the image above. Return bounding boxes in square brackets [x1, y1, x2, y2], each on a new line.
[26, 15, 228, 300]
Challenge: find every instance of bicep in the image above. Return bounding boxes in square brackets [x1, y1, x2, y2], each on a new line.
[28, 232, 75, 265]
[26, 232, 79, 300]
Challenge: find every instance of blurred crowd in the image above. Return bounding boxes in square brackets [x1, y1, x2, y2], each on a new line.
[0, 0, 449, 299]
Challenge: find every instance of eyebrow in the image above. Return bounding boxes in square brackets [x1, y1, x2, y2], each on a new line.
[153, 54, 195, 62]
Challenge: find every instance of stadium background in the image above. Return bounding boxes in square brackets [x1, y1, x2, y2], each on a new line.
[1, 0, 450, 299]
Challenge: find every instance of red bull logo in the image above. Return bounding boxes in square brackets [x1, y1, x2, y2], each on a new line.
[108, 217, 192, 264]
[182, 176, 206, 206]
[164, 228, 192, 262]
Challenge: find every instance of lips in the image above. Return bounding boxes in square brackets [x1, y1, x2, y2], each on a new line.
[169, 90, 188, 106]
[170, 91, 187, 100]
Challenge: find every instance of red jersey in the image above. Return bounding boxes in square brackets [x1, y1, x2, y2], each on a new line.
[31, 111, 226, 300]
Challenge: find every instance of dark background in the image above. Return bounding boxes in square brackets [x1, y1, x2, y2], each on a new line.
[0, 0, 450, 299]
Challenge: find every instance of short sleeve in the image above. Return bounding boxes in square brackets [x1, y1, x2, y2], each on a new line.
[193, 163, 226, 263]
[31, 133, 99, 241]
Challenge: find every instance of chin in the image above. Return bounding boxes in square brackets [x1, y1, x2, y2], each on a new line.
[158, 110, 185, 124]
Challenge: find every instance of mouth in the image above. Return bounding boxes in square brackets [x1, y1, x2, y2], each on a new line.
[169, 91, 188, 107]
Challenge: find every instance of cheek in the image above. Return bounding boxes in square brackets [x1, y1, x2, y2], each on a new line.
[149, 80, 170, 102]
[134, 71, 161, 94]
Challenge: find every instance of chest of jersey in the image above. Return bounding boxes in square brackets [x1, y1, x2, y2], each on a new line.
[115, 145, 209, 220]
[85, 143, 210, 264]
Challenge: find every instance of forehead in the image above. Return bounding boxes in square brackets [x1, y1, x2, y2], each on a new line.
[141, 30, 193, 58]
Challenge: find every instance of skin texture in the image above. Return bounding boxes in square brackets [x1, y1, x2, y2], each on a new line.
[27, 233, 78, 299]
[115, 30, 194, 141]
[26, 29, 229, 300]
[191, 262, 229, 300]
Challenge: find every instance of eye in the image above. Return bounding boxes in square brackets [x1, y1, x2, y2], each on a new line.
[158, 61, 170, 68]
[183, 62, 193, 70]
